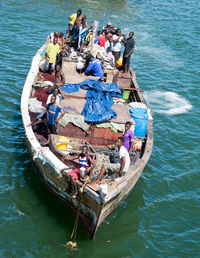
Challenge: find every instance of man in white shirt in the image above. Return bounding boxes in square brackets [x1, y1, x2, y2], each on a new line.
[46, 88, 62, 105]
[91, 137, 130, 185]
[105, 36, 113, 53]
[112, 29, 125, 63]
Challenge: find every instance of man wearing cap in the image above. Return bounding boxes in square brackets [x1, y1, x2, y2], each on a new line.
[85, 55, 104, 78]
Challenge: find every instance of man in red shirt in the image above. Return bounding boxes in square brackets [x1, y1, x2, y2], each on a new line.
[98, 33, 106, 47]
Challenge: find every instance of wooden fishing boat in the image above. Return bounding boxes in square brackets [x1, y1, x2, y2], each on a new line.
[21, 39, 153, 239]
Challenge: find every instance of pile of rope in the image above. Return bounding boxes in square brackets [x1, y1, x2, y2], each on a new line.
[90, 153, 110, 179]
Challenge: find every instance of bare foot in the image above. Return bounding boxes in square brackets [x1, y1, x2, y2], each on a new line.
[72, 192, 78, 199]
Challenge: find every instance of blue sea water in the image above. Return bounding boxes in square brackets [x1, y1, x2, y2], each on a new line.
[0, 0, 199, 257]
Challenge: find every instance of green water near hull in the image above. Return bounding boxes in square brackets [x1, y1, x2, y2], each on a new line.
[0, 0, 199, 257]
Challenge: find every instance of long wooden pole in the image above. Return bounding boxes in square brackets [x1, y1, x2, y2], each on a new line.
[90, 20, 99, 55]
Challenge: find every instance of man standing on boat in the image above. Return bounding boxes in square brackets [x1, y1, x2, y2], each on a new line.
[73, 8, 83, 50]
[112, 29, 124, 64]
[91, 137, 130, 185]
[123, 121, 135, 154]
[122, 32, 135, 75]
[47, 95, 63, 134]
[49, 65, 65, 94]
[46, 37, 60, 74]
[55, 65, 65, 87]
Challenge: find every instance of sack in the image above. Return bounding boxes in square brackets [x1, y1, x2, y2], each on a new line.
[109, 150, 120, 164]
[40, 59, 49, 72]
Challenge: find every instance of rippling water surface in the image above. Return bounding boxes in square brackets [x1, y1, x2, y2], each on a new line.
[0, 0, 199, 257]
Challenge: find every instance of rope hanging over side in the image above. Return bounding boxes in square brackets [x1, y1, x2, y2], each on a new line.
[66, 179, 88, 249]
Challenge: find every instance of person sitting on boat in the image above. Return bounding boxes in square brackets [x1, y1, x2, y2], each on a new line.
[27, 109, 51, 146]
[123, 121, 135, 155]
[61, 145, 95, 198]
[46, 37, 60, 74]
[91, 137, 130, 185]
[122, 32, 135, 75]
[47, 95, 63, 134]
[85, 54, 104, 78]
[46, 88, 62, 106]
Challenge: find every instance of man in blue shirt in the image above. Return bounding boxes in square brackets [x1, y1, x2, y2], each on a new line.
[85, 55, 104, 78]
[47, 95, 63, 134]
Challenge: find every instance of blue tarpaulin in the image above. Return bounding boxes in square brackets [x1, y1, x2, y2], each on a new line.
[62, 83, 80, 93]
[79, 79, 122, 97]
[61, 79, 122, 122]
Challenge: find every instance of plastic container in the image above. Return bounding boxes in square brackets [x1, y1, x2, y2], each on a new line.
[129, 108, 148, 137]
[56, 136, 70, 150]
[116, 57, 123, 66]
[58, 136, 69, 142]
[122, 90, 131, 100]
[56, 142, 68, 150]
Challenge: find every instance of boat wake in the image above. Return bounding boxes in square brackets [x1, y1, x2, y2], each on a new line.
[143, 90, 192, 115]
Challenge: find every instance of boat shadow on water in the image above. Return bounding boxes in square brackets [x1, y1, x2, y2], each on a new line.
[7, 116, 148, 246]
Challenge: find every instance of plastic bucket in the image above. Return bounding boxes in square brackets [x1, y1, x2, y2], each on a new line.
[122, 90, 131, 100]
[129, 107, 148, 137]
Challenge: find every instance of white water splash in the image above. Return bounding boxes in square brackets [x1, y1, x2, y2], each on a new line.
[144, 90, 192, 115]
[17, 209, 25, 216]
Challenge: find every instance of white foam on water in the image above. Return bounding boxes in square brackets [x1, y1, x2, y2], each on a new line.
[143, 90, 192, 115]
[137, 44, 184, 68]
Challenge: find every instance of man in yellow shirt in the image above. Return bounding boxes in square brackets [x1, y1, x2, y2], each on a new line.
[69, 12, 77, 25]
[46, 38, 60, 74]
[68, 9, 82, 46]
